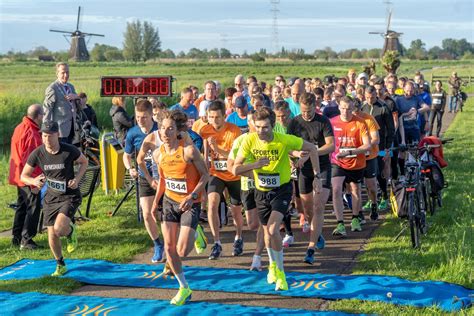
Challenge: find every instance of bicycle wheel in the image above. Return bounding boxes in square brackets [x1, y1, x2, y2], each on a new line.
[408, 192, 421, 249]
[425, 179, 435, 216]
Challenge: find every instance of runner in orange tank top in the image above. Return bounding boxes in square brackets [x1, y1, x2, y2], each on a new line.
[198, 100, 244, 260]
[152, 110, 209, 306]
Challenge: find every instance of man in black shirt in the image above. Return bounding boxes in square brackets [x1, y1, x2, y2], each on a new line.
[288, 92, 335, 265]
[21, 121, 88, 277]
[361, 86, 395, 211]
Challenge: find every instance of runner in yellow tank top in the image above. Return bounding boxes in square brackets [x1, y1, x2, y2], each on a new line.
[232, 107, 322, 292]
[152, 110, 208, 306]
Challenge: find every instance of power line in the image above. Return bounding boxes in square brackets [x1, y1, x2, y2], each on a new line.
[270, 0, 280, 54]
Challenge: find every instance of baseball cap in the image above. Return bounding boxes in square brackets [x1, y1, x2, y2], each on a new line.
[357, 72, 368, 80]
[40, 121, 59, 133]
[199, 100, 212, 117]
[234, 96, 248, 108]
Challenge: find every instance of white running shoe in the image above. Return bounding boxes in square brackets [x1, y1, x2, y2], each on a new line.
[282, 234, 295, 248]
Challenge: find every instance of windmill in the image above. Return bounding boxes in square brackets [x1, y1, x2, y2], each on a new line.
[50, 6, 104, 61]
[369, 2, 403, 55]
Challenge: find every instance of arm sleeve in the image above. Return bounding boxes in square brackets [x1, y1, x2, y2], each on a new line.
[26, 148, 39, 168]
[322, 117, 334, 137]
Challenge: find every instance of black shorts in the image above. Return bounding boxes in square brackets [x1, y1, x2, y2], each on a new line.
[299, 164, 332, 194]
[293, 179, 300, 198]
[241, 189, 256, 211]
[138, 177, 156, 197]
[208, 176, 241, 206]
[364, 158, 378, 179]
[161, 196, 200, 230]
[254, 182, 292, 226]
[43, 194, 82, 226]
[331, 164, 364, 184]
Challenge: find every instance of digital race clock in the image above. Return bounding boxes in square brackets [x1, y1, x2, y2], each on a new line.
[100, 76, 172, 97]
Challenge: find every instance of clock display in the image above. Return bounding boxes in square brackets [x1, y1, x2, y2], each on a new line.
[100, 76, 172, 97]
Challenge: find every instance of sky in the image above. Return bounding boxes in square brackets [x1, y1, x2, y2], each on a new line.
[1, 0, 473, 54]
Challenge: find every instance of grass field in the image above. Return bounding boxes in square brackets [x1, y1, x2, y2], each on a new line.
[0, 60, 472, 314]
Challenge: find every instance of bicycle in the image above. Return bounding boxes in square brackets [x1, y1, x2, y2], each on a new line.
[393, 143, 437, 248]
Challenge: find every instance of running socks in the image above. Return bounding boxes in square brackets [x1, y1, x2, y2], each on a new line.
[56, 257, 65, 266]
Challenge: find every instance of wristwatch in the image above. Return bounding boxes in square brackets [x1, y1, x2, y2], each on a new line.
[191, 192, 199, 200]
[349, 150, 353, 156]
[314, 172, 321, 179]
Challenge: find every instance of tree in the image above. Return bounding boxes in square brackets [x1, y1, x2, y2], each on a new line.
[123, 20, 143, 61]
[407, 39, 427, 59]
[104, 48, 124, 61]
[28, 46, 51, 58]
[160, 49, 176, 59]
[351, 50, 363, 59]
[142, 21, 161, 61]
[177, 51, 186, 58]
[90, 44, 107, 61]
[219, 48, 231, 59]
[427, 46, 442, 60]
[187, 48, 204, 59]
[366, 48, 381, 59]
[208, 48, 219, 59]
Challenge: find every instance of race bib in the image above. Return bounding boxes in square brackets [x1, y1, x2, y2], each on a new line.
[165, 178, 187, 194]
[340, 147, 357, 158]
[247, 178, 256, 189]
[290, 168, 298, 180]
[213, 159, 228, 171]
[47, 178, 66, 193]
[257, 173, 280, 188]
[433, 99, 442, 105]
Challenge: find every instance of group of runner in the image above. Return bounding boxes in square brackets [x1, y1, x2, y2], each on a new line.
[20, 68, 443, 306]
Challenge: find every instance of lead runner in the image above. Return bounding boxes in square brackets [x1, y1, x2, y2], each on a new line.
[152, 110, 209, 305]
[232, 107, 322, 291]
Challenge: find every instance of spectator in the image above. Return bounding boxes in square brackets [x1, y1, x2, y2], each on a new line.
[78, 92, 98, 128]
[43, 62, 80, 144]
[110, 96, 133, 145]
[9, 104, 44, 249]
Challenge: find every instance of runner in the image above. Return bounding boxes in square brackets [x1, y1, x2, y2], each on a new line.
[152, 110, 208, 306]
[287, 92, 335, 264]
[227, 110, 265, 271]
[232, 107, 322, 291]
[353, 100, 381, 222]
[330, 97, 371, 236]
[123, 99, 164, 263]
[20, 121, 87, 276]
[199, 100, 244, 259]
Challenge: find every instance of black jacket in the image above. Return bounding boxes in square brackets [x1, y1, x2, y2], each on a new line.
[109, 105, 134, 144]
[361, 100, 395, 150]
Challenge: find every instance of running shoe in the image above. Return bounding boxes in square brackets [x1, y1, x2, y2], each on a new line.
[194, 224, 207, 254]
[378, 198, 388, 211]
[282, 234, 294, 248]
[288, 204, 298, 217]
[358, 210, 366, 225]
[275, 268, 288, 291]
[66, 223, 77, 253]
[170, 287, 192, 306]
[343, 193, 352, 209]
[232, 238, 244, 256]
[304, 248, 315, 265]
[351, 217, 362, 232]
[363, 201, 372, 210]
[250, 255, 262, 271]
[302, 221, 310, 233]
[316, 235, 325, 250]
[51, 264, 67, 277]
[370, 204, 379, 221]
[209, 243, 222, 260]
[152, 240, 164, 263]
[267, 262, 277, 284]
[332, 223, 347, 236]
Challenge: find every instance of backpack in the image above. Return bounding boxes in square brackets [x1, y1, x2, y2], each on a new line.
[430, 162, 446, 193]
[390, 180, 407, 218]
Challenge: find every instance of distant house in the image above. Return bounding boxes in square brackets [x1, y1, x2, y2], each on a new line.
[38, 55, 55, 61]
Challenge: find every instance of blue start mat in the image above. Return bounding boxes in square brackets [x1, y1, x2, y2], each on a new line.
[0, 259, 471, 312]
[0, 291, 354, 316]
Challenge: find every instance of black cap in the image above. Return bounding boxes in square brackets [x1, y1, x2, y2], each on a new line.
[41, 121, 59, 133]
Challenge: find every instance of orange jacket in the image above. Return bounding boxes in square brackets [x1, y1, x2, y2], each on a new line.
[9, 117, 43, 187]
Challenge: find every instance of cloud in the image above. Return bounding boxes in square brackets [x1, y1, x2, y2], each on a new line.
[1, 14, 120, 25]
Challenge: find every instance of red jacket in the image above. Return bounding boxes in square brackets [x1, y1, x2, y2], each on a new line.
[9, 117, 43, 187]
[419, 136, 448, 168]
